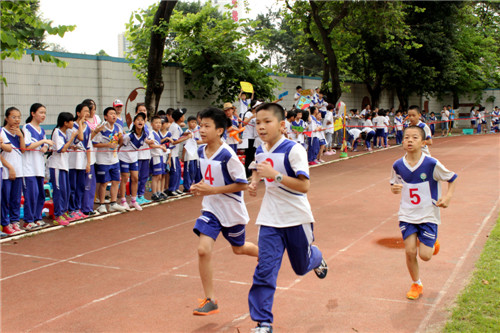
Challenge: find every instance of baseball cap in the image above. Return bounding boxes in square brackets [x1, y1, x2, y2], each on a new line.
[113, 99, 124, 107]
[252, 101, 263, 109]
[223, 102, 234, 110]
[172, 109, 184, 121]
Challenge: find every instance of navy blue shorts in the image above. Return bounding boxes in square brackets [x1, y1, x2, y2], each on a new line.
[96, 163, 121, 183]
[150, 156, 165, 176]
[399, 221, 438, 248]
[319, 139, 326, 146]
[119, 160, 139, 173]
[193, 211, 246, 247]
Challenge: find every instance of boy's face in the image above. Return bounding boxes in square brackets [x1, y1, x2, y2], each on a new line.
[188, 120, 197, 129]
[105, 110, 117, 124]
[224, 108, 234, 118]
[403, 128, 425, 153]
[407, 109, 420, 125]
[199, 118, 223, 144]
[152, 118, 161, 131]
[115, 105, 123, 115]
[296, 112, 302, 120]
[137, 105, 147, 115]
[241, 93, 247, 100]
[256, 110, 284, 144]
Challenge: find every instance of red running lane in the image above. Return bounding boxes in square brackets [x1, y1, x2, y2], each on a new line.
[1, 134, 498, 332]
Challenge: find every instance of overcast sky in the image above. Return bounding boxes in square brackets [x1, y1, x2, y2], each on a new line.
[39, 0, 277, 57]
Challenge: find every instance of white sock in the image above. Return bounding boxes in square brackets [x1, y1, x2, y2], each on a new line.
[413, 279, 422, 286]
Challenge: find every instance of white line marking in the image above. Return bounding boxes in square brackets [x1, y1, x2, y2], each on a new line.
[415, 197, 499, 333]
[370, 297, 433, 306]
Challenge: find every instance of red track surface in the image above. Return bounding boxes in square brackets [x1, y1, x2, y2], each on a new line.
[1, 134, 499, 333]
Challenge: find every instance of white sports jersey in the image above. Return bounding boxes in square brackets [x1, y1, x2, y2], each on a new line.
[47, 128, 70, 171]
[394, 116, 404, 131]
[92, 123, 121, 165]
[119, 131, 148, 163]
[239, 98, 251, 119]
[324, 111, 334, 134]
[1, 128, 13, 176]
[291, 119, 306, 143]
[22, 123, 46, 177]
[416, 121, 432, 156]
[68, 123, 91, 170]
[241, 111, 256, 140]
[348, 128, 362, 141]
[391, 153, 457, 225]
[137, 122, 153, 160]
[197, 142, 249, 227]
[1, 127, 23, 179]
[254, 136, 314, 227]
[168, 122, 183, 158]
[184, 127, 201, 161]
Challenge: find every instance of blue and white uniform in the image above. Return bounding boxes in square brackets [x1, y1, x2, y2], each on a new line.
[182, 126, 201, 191]
[150, 130, 165, 176]
[427, 115, 436, 136]
[248, 136, 323, 325]
[390, 153, 457, 247]
[93, 123, 121, 183]
[0, 128, 21, 227]
[22, 123, 47, 223]
[137, 123, 153, 197]
[119, 131, 148, 173]
[67, 123, 91, 213]
[193, 142, 249, 245]
[416, 120, 432, 156]
[48, 128, 70, 218]
[394, 116, 404, 144]
[167, 122, 184, 192]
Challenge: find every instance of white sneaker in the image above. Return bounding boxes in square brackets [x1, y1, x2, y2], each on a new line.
[97, 205, 108, 214]
[120, 199, 131, 211]
[131, 200, 142, 211]
[109, 203, 126, 212]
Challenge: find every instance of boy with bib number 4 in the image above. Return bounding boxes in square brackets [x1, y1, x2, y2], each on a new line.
[190, 107, 258, 316]
[390, 125, 457, 300]
[247, 103, 328, 333]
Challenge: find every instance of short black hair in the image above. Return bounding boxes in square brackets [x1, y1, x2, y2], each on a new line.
[404, 125, 426, 140]
[103, 106, 116, 117]
[286, 110, 296, 120]
[408, 105, 421, 114]
[151, 115, 161, 123]
[187, 116, 197, 122]
[199, 107, 227, 136]
[255, 103, 285, 121]
[296, 85, 302, 90]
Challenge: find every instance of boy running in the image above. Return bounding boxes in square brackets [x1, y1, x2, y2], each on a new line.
[390, 125, 457, 300]
[248, 103, 327, 333]
[191, 107, 258, 315]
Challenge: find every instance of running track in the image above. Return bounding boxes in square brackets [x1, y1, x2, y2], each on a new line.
[1, 134, 499, 332]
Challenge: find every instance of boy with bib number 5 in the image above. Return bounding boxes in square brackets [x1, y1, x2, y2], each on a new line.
[248, 103, 328, 333]
[390, 125, 457, 300]
[190, 107, 258, 316]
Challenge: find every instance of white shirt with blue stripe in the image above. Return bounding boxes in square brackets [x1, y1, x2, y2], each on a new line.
[1, 127, 24, 179]
[254, 136, 315, 227]
[198, 142, 249, 227]
[416, 120, 432, 156]
[390, 153, 457, 225]
[119, 131, 148, 163]
[22, 123, 47, 177]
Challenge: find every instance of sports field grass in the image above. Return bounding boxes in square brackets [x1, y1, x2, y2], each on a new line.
[444, 215, 500, 332]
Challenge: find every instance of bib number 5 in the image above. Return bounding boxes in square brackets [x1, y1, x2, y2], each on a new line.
[409, 188, 421, 205]
[265, 158, 274, 182]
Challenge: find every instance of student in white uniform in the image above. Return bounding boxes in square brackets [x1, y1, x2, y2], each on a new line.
[135, 103, 153, 205]
[149, 115, 169, 201]
[166, 109, 192, 197]
[238, 89, 253, 120]
[22, 103, 53, 230]
[48, 112, 79, 226]
[182, 116, 202, 193]
[1, 107, 25, 235]
[0, 123, 14, 237]
[92, 107, 126, 214]
[407, 105, 432, 156]
[247, 103, 328, 333]
[190, 107, 258, 316]
[390, 125, 457, 300]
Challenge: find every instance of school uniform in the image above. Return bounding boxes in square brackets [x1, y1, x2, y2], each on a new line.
[373, 115, 388, 147]
[394, 116, 404, 144]
[323, 111, 334, 148]
[67, 123, 91, 213]
[167, 122, 183, 192]
[226, 116, 239, 153]
[159, 129, 172, 173]
[193, 142, 249, 244]
[48, 128, 70, 218]
[242, 111, 257, 177]
[390, 153, 457, 247]
[137, 123, 153, 197]
[149, 130, 166, 178]
[82, 132, 96, 214]
[248, 136, 323, 324]
[22, 124, 47, 223]
[427, 116, 436, 136]
[348, 128, 362, 150]
[182, 127, 201, 191]
[1, 128, 23, 226]
[416, 121, 432, 156]
[93, 123, 121, 184]
[362, 127, 375, 149]
[239, 98, 251, 120]
[119, 131, 148, 173]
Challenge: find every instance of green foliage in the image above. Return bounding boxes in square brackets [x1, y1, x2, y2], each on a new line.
[444, 215, 500, 332]
[96, 50, 110, 57]
[126, 1, 278, 105]
[0, 0, 75, 84]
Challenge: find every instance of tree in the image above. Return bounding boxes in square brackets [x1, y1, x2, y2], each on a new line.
[285, 0, 350, 104]
[0, 0, 75, 84]
[126, 1, 278, 112]
[96, 50, 109, 57]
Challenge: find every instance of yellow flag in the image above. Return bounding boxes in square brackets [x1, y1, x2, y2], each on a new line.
[240, 82, 254, 93]
[334, 118, 343, 131]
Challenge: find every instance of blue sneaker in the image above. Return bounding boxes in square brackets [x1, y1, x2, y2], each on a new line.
[141, 196, 152, 204]
[136, 196, 146, 205]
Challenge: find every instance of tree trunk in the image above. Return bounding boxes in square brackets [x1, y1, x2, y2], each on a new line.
[145, 1, 177, 118]
[452, 91, 460, 110]
[396, 87, 409, 111]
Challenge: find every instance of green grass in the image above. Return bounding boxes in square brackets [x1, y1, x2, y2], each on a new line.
[444, 215, 500, 332]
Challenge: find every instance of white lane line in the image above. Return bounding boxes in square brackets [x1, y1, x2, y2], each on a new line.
[370, 297, 434, 306]
[415, 197, 499, 333]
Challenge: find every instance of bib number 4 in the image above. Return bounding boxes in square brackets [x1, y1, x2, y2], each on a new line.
[204, 164, 214, 185]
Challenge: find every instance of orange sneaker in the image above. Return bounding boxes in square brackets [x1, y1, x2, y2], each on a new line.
[193, 298, 219, 316]
[433, 239, 440, 255]
[406, 283, 423, 300]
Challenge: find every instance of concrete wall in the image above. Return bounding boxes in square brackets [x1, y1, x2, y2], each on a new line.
[1, 50, 498, 128]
